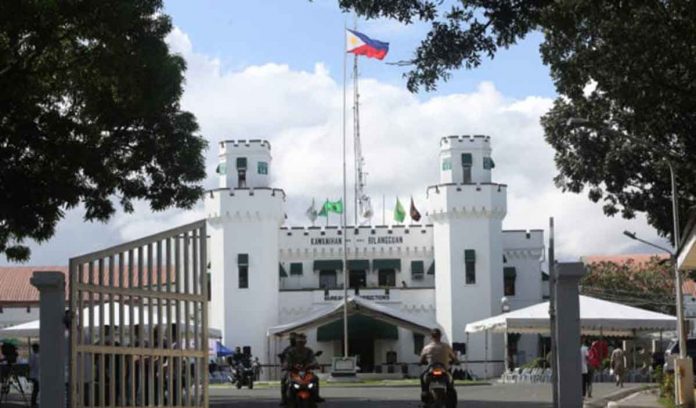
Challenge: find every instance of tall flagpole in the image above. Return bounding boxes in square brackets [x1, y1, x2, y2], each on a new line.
[341, 19, 350, 359]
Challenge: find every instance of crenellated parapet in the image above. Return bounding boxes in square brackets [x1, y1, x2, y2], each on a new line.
[426, 183, 507, 220]
[205, 187, 285, 224]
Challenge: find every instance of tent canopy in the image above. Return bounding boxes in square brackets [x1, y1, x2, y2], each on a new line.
[267, 296, 436, 337]
[0, 302, 222, 339]
[465, 295, 676, 337]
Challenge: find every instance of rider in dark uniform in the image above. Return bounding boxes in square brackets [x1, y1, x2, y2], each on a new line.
[278, 332, 297, 406]
[283, 333, 324, 404]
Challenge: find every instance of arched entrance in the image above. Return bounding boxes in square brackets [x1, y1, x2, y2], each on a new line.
[317, 314, 398, 372]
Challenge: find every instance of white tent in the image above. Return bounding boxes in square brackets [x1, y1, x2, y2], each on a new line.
[465, 295, 676, 337]
[0, 302, 222, 339]
[267, 296, 436, 336]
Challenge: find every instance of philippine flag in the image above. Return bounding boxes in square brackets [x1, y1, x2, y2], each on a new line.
[346, 29, 389, 60]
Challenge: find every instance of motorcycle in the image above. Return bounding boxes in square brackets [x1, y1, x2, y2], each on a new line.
[423, 363, 455, 408]
[234, 361, 255, 390]
[286, 363, 319, 408]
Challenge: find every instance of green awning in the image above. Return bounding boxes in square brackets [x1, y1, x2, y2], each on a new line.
[465, 249, 476, 262]
[411, 261, 424, 275]
[347, 259, 370, 271]
[290, 262, 303, 275]
[461, 153, 472, 166]
[373, 259, 401, 270]
[314, 260, 343, 271]
[279, 263, 288, 278]
[317, 315, 398, 341]
[504, 267, 517, 279]
[427, 261, 435, 275]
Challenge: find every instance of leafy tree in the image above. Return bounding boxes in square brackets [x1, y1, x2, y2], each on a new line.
[0, 0, 206, 261]
[581, 257, 675, 314]
[335, 0, 696, 241]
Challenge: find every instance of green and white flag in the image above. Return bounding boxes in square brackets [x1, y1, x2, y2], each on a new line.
[306, 198, 318, 223]
[319, 199, 343, 216]
[393, 198, 406, 223]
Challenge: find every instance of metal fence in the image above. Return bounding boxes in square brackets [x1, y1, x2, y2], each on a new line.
[69, 220, 208, 407]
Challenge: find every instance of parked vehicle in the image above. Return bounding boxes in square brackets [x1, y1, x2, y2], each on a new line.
[663, 338, 696, 374]
[422, 363, 456, 408]
[286, 363, 319, 408]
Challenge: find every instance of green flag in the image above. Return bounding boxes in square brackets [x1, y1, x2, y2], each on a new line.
[394, 198, 406, 223]
[319, 199, 343, 216]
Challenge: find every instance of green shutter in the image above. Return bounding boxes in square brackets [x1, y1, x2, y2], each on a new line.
[461, 153, 473, 167]
[279, 263, 288, 278]
[236, 157, 247, 169]
[411, 260, 424, 279]
[373, 259, 401, 270]
[215, 162, 227, 175]
[542, 272, 549, 281]
[504, 267, 517, 279]
[290, 262, 303, 275]
[347, 259, 370, 270]
[257, 161, 268, 175]
[238, 253, 249, 265]
[465, 249, 476, 262]
[442, 157, 452, 171]
[483, 157, 495, 169]
[313, 260, 343, 271]
[427, 261, 435, 275]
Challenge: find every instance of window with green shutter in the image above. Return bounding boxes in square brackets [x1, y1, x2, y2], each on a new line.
[465, 249, 476, 284]
[257, 161, 268, 175]
[461, 153, 473, 167]
[290, 262, 303, 276]
[236, 157, 247, 169]
[483, 157, 495, 170]
[442, 157, 452, 171]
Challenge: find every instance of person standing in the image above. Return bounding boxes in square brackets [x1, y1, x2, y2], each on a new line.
[580, 340, 590, 399]
[28, 343, 40, 407]
[611, 347, 626, 387]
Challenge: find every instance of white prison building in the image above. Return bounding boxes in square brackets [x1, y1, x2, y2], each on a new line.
[205, 135, 545, 378]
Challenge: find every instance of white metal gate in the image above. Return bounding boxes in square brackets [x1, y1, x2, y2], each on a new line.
[69, 221, 208, 407]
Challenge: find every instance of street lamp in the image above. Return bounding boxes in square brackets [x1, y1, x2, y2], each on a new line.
[567, 118, 687, 362]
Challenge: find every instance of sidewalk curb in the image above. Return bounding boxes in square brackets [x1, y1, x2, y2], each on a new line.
[583, 385, 657, 408]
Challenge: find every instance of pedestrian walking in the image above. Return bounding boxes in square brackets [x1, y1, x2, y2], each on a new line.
[611, 347, 626, 387]
[580, 339, 590, 398]
[28, 343, 40, 407]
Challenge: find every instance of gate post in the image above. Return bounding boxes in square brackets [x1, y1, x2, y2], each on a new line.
[554, 262, 586, 408]
[31, 271, 66, 408]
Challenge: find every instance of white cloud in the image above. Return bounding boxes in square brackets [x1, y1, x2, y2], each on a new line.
[2, 27, 667, 265]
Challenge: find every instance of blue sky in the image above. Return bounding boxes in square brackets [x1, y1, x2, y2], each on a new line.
[1, 0, 664, 265]
[163, 0, 556, 100]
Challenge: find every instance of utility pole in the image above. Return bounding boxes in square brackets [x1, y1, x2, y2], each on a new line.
[548, 217, 558, 408]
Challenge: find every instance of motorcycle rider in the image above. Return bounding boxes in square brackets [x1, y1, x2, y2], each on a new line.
[283, 333, 324, 403]
[419, 328, 458, 407]
[279, 332, 298, 406]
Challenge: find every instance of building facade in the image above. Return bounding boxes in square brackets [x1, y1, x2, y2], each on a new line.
[205, 135, 545, 377]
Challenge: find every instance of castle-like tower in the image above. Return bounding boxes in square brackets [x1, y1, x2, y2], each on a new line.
[427, 135, 507, 361]
[205, 140, 284, 359]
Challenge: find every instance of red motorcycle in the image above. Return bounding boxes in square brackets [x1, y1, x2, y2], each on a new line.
[286, 364, 319, 408]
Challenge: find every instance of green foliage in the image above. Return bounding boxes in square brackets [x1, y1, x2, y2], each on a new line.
[660, 370, 674, 405]
[0, 0, 207, 260]
[520, 357, 547, 369]
[335, 0, 696, 239]
[582, 257, 675, 314]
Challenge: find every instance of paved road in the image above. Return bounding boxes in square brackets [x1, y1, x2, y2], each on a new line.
[210, 382, 646, 407]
